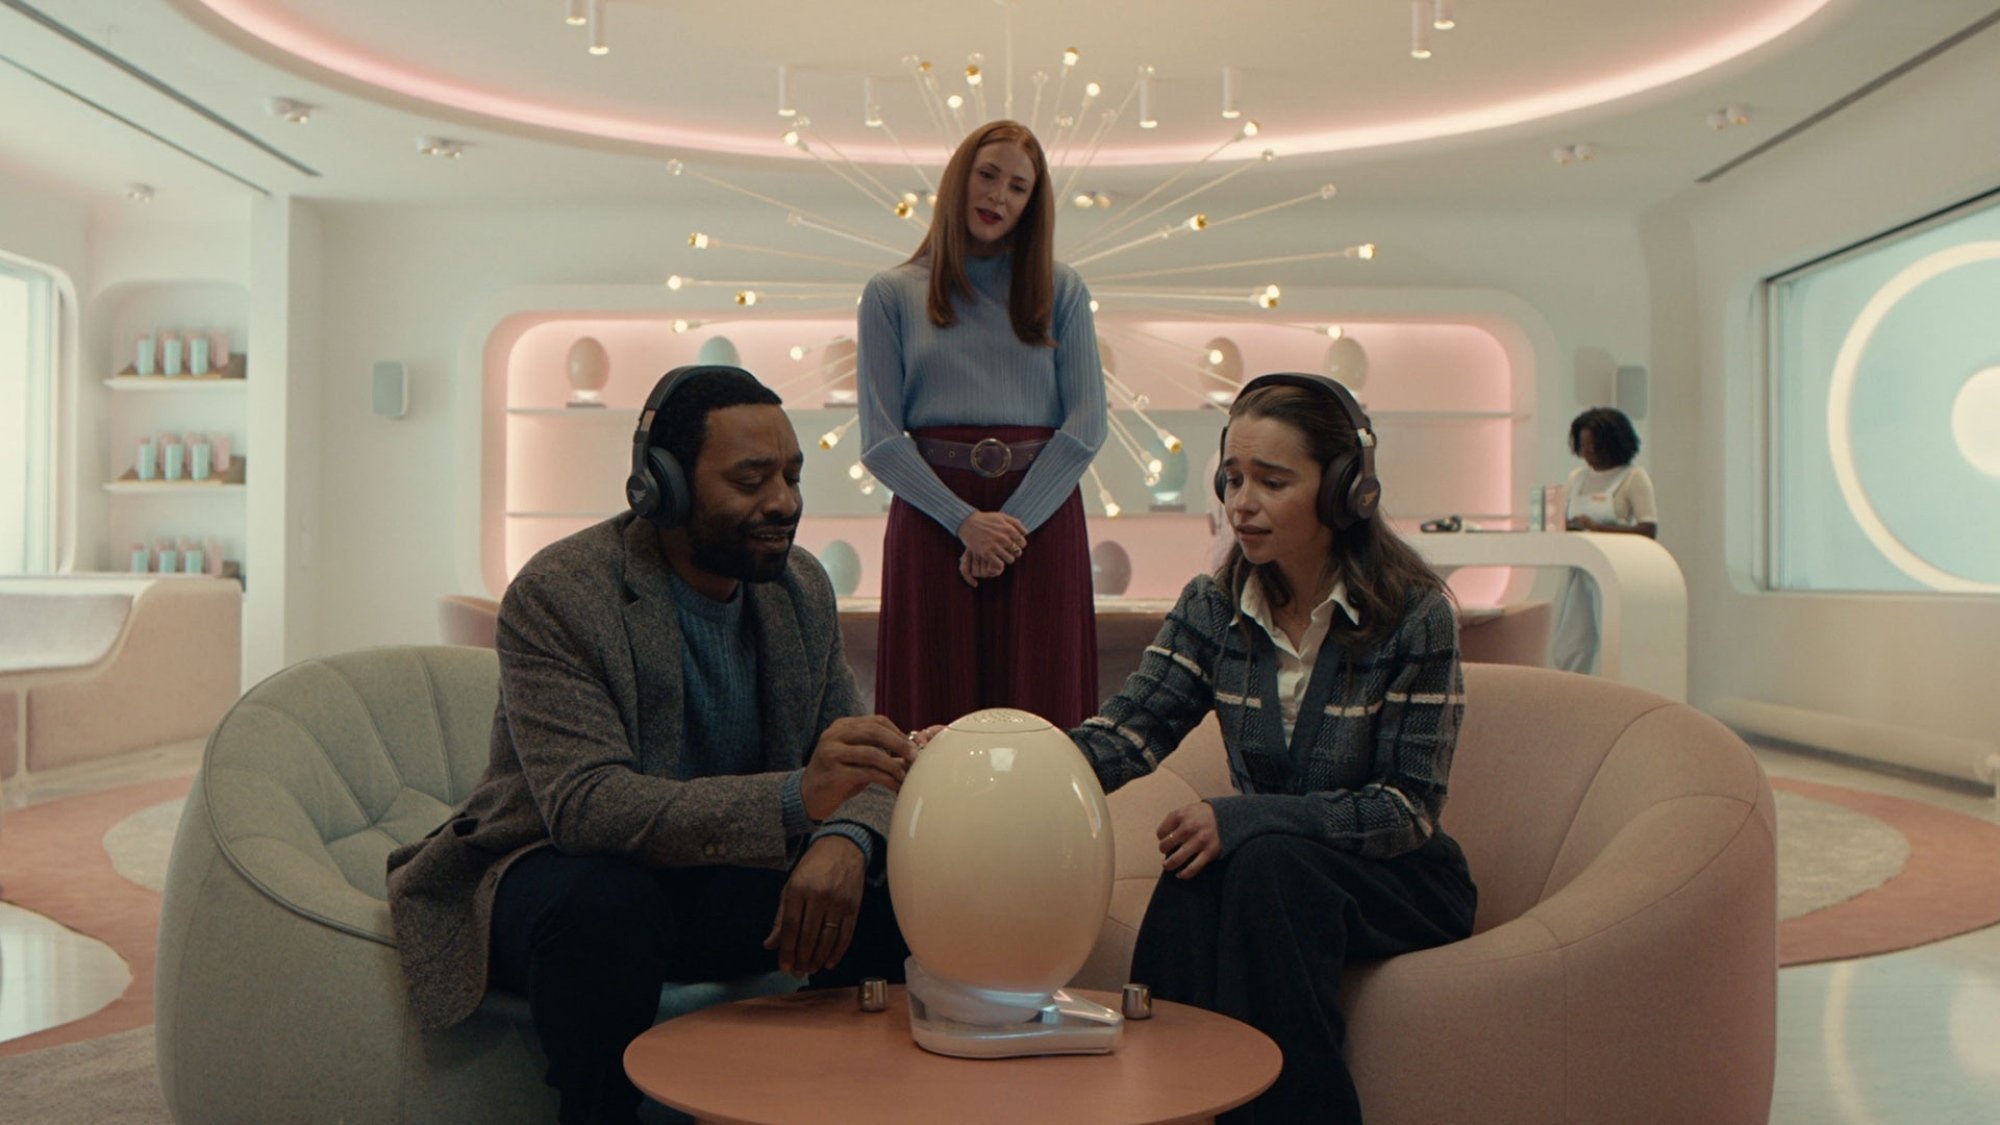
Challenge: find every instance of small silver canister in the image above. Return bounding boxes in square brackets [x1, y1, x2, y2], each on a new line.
[1122, 982, 1153, 1020]
[858, 978, 889, 1012]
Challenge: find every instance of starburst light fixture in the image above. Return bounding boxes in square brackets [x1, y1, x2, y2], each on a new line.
[661, 10, 1389, 514]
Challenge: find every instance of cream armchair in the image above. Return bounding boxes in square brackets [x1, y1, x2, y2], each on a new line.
[1075, 663, 1778, 1124]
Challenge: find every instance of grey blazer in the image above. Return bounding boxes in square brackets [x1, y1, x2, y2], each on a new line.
[386, 513, 885, 1030]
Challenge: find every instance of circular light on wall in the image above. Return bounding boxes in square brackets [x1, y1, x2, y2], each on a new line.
[1827, 241, 2000, 593]
[1953, 367, 2000, 477]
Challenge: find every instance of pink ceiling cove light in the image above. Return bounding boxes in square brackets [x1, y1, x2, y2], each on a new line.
[194, 0, 1834, 165]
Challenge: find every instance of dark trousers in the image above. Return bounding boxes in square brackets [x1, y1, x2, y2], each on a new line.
[1130, 833, 1476, 1124]
[490, 848, 908, 1125]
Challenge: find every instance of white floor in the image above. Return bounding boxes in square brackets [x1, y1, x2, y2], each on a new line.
[1, 738, 1996, 1122]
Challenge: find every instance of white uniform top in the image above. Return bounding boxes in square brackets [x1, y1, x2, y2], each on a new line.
[1565, 464, 1658, 528]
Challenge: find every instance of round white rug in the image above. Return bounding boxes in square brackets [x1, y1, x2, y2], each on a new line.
[1773, 790, 1910, 921]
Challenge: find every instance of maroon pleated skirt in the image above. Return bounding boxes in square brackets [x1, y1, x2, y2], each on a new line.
[875, 425, 1099, 731]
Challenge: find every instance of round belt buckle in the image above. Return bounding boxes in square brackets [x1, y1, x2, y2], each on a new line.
[969, 438, 1012, 477]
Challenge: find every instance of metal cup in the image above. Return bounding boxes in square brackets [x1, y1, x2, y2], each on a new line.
[858, 978, 888, 1012]
[1122, 982, 1152, 1020]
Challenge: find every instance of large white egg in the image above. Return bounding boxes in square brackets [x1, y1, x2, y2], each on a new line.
[889, 708, 1114, 1008]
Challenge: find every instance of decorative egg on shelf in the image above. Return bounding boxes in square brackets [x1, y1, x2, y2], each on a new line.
[565, 337, 611, 408]
[696, 335, 741, 368]
[1090, 540, 1132, 595]
[819, 539, 862, 596]
[1324, 335, 1370, 391]
[888, 708, 1115, 1035]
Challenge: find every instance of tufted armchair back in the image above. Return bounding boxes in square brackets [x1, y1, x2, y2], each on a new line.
[202, 646, 496, 921]
[155, 646, 552, 1125]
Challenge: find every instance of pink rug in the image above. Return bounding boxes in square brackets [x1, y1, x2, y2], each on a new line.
[1772, 777, 2000, 967]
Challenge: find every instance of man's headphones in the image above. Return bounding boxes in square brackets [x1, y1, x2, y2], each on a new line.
[625, 365, 753, 529]
[1213, 372, 1381, 530]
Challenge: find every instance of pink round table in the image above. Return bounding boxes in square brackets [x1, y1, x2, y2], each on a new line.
[625, 985, 1281, 1124]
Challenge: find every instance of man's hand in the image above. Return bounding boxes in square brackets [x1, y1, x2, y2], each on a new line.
[958, 511, 1028, 569]
[763, 836, 867, 977]
[802, 715, 916, 821]
[1156, 801, 1221, 880]
[1567, 515, 1600, 532]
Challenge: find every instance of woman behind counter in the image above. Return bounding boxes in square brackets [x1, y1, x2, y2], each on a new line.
[1552, 406, 1658, 673]
[856, 120, 1107, 730]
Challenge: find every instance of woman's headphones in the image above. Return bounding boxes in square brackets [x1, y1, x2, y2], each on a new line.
[1213, 372, 1381, 530]
[625, 365, 747, 529]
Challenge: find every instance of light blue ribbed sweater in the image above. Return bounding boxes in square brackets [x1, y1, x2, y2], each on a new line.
[855, 253, 1107, 534]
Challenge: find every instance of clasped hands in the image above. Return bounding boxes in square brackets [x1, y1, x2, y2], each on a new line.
[763, 715, 941, 976]
[956, 510, 1029, 587]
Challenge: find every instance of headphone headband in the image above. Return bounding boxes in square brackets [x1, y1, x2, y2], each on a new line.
[1215, 371, 1381, 529]
[626, 364, 760, 529]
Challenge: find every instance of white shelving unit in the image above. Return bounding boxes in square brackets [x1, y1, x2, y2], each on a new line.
[93, 281, 250, 579]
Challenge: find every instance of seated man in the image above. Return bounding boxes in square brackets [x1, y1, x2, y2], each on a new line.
[388, 366, 917, 1125]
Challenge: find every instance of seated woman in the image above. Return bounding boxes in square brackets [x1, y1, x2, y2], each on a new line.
[1069, 373, 1476, 1124]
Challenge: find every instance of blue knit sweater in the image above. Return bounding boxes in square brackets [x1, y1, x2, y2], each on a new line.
[668, 572, 873, 865]
[856, 253, 1107, 534]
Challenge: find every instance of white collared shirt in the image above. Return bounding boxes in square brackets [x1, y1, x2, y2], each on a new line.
[1237, 578, 1362, 743]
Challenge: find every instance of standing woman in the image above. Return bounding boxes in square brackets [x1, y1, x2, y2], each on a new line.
[1069, 374, 1476, 1123]
[857, 120, 1107, 731]
[1550, 406, 1658, 673]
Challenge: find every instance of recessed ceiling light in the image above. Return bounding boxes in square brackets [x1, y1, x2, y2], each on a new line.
[415, 136, 467, 158]
[266, 97, 314, 124]
[125, 183, 154, 202]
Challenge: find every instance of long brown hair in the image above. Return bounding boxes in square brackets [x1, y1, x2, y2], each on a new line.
[1217, 383, 1451, 650]
[909, 121, 1055, 346]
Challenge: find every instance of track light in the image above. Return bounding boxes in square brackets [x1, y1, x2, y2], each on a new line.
[1220, 66, 1241, 119]
[126, 183, 154, 203]
[1410, 1, 1433, 59]
[564, 0, 585, 26]
[778, 64, 796, 118]
[864, 76, 882, 128]
[1432, 0, 1456, 31]
[416, 136, 466, 158]
[1138, 66, 1157, 129]
[586, 0, 607, 55]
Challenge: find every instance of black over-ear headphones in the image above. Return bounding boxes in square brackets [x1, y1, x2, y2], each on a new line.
[625, 365, 753, 529]
[1213, 372, 1381, 530]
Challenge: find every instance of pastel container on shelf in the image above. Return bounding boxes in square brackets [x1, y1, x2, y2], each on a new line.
[129, 543, 150, 573]
[136, 334, 157, 376]
[204, 537, 224, 576]
[211, 329, 232, 373]
[156, 539, 179, 574]
[210, 433, 232, 475]
[819, 539, 862, 596]
[189, 334, 211, 376]
[189, 434, 211, 481]
[162, 333, 184, 376]
[162, 438, 185, 481]
[135, 437, 157, 481]
[181, 538, 205, 575]
[564, 336, 612, 407]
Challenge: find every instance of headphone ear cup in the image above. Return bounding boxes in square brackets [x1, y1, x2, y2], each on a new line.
[1319, 451, 1359, 529]
[1213, 425, 1230, 503]
[644, 446, 692, 529]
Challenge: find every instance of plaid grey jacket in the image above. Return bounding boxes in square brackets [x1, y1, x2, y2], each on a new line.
[386, 514, 882, 1030]
[1072, 575, 1464, 860]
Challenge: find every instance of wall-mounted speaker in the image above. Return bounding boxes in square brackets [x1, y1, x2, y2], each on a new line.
[372, 361, 408, 419]
[1616, 364, 1649, 420]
